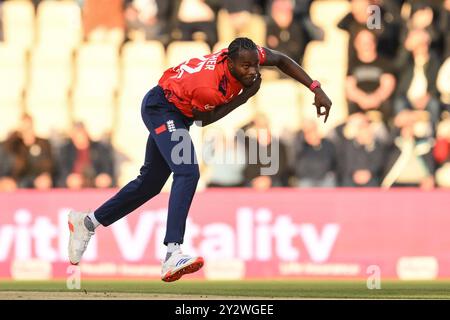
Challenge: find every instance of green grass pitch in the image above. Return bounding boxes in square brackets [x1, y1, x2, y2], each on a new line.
[1, 280, 450, 299]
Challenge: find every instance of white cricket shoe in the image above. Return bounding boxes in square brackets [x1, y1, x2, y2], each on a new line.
[161, 250, 204, 282]
[68, 211, 94, 265]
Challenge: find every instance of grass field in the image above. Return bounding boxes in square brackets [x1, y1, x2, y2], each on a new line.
[1, 280, 450, 299]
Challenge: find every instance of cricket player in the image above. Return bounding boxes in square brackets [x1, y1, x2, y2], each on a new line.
[68, 37, 332, 282]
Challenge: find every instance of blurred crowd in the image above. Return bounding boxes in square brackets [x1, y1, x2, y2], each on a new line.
[0, 114, 115, 191]
[0, 0, 449, 191]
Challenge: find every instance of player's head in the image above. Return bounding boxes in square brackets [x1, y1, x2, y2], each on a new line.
[227, 37, 260, 88]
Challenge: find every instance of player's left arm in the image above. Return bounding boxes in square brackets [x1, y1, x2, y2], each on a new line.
[261, 47, 333, 123]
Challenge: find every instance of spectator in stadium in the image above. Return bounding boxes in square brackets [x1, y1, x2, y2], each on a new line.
[440, 0, 450, 58]
[124, 0, 171, 44]
[171, 0, 218, 49]
[242, 113, 290, 190]
[333, 113, 386, 187]
[393, 28, 441, 130]
[265, 0, 306, 65]
[293, 118, 337, 187]
[346, 29, 397, 126]
[56, 122, 115, 189]
[219, 0, 264, 44]
[82, 0, 125, 46]
[436, 56, 450, 114]
[0, 142, 17, 191]
[382, 114, 435, 189]
[293, 0, 324, 43]
[378, 0, 404, 22]
[433, 117, 450, 187]
[405, 0, 443, 9]
[0, 114, 54, 190]
[398, 1, 444, 58]
[338, 0, 402, 60]
[204, 129, 246, 187]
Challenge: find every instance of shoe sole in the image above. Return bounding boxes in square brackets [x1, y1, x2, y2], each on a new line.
[162, 257, 204, 282]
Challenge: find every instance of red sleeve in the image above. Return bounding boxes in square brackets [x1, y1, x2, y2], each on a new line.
[433, 138, 450, 164]
[256, 45, 266, 65]
[191, 87, 223, 112]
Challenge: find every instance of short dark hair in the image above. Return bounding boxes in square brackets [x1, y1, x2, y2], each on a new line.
[227, 37, 257, 60]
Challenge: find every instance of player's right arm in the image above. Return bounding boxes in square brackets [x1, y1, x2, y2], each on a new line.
[192, 75, 262, 127]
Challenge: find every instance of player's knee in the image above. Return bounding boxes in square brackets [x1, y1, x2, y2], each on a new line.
[136, 163, 169, 196]
[152, 183, 165, 196]
[186, 165, 200, 181]
[191, 166, 200, 181]
[174, 164, 200, 181]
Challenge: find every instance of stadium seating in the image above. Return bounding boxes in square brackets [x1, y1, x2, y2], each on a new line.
[71, 43, 119, 140]
[255, 80, 303, 136]
[0, 44, 27, 101]
[36, 0, 82, 49]
[72, 91, 116, 142]
[25, 88, 71, 139]
[212, 41, 228, 53]
[303, 5, 351, 130]
[166, 41, 211, 67]
[29, 44, 73, 95]
[113, 93, 149, 186]
[1, 0, 421, 189]
[121, 41, 166, 98]
[74, 43, 119, 93]
[0, 44, 27, 139]
[2, 0, 35, 49]
[207, 98, 257, 134]
[24, 44, 74, 138]
[310, 0, 351, 30]
[217, 9, 266, 46]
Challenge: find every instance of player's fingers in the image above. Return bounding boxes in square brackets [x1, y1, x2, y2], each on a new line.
[324, 108, 330, 123]
[313, 103, 321, 118]
[317, 105, 327, 116]
[314, 104, 330, 123]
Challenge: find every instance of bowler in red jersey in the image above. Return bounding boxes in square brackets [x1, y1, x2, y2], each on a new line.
[67, 37, 332, 282]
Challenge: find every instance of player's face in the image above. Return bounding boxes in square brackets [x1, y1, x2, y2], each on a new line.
[229, 49, 260, 88]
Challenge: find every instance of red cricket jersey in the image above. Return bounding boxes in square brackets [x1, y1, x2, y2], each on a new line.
[158, 46, 266, 118]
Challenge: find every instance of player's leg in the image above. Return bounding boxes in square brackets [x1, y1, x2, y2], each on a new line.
[151, 130, 204, 282]
[93, 135, 172, 225]
[68, 87, 172, 265]
[68, 134, 172, 265]
[140, 87, 204, 281]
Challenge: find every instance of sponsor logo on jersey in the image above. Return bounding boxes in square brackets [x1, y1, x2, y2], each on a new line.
[167, 120, 176, 132]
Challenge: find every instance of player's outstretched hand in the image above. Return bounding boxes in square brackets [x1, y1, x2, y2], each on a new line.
[241, 74, 262, 100]
[313, 88, 332, 123]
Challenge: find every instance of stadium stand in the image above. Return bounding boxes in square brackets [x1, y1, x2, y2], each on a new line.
[36, 0, 82, 49]
[0, 44, 27, 140]
[2, 0, 34, 49]
[1, 0, 448, 190]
